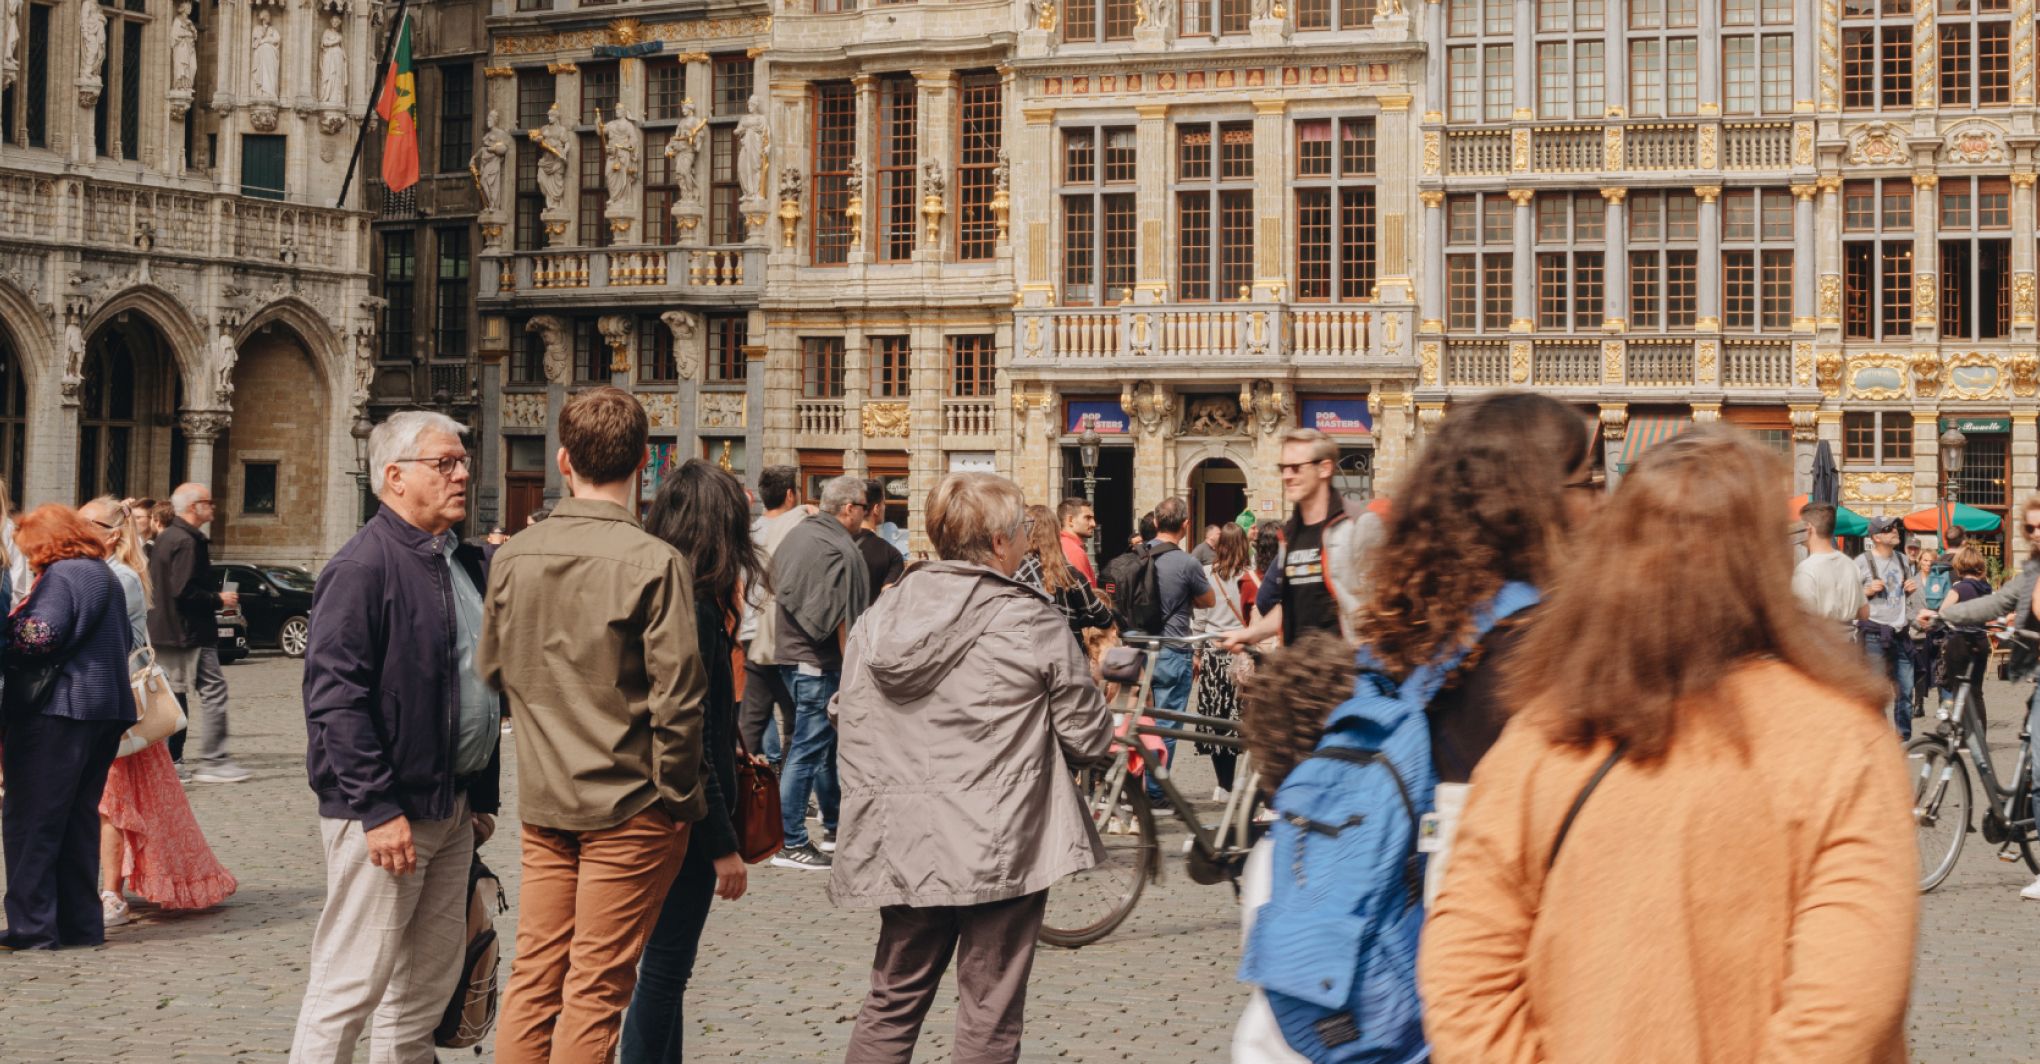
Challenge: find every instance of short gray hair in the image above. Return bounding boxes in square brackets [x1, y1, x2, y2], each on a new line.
[370, 411, 467, 496]
[819, 474, 865, 516]
[170, 483, 210, 512]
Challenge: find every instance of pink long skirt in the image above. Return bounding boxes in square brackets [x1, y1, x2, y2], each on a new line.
[99, 741, 238, 910]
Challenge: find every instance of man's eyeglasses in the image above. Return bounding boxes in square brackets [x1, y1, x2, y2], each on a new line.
[1565, 470, 1608, 493]
[1277, 460, 1332, 475]
[394, 454, 473, 478]
[89, 517, 123, 532]
[2025, 521, 2040, 536]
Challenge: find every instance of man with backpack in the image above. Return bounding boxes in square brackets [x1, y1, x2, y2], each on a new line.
[1858, 515, 1919, 739]
[1915, 528, 1964, 716]
[1126, 497, 1213, 809]
[1222, 428, 1382, 651]
[1099, 511, 1156, 625]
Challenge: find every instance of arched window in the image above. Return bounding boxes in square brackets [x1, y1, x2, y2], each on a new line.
[78, 338, 137, 500]
[0, 330, 27, 496]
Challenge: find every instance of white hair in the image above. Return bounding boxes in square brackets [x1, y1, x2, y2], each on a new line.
[819, 474, 865, 515]
[370, 411, 467, 496]
[170, 483, 209, 512]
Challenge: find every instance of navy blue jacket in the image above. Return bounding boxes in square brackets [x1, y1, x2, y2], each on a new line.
[7, 558, 137, 723]
[303, 508, 500, 829]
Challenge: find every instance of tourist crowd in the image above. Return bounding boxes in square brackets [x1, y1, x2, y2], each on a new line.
[5, 381, 1993, 1063]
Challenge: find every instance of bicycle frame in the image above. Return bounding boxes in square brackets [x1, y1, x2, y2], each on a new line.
[1936, 641, 2038, 844]
[1109, 633, 1263, 882]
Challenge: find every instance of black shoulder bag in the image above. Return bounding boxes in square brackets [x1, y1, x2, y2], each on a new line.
[1546, 741, 1628, 871]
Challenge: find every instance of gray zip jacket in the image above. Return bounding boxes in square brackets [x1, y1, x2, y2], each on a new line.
[826, 560, 1113, 909]
[1938, 563, 2039, 630]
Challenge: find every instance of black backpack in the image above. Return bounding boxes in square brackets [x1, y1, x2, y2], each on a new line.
[434, 854, 507, 1048]
[1123, 541, 1176, 635]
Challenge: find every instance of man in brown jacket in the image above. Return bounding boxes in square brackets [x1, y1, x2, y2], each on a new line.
[479, 387, 706, 1064]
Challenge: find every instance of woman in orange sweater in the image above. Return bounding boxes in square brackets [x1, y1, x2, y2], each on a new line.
[1418, 426, 1919, 1064]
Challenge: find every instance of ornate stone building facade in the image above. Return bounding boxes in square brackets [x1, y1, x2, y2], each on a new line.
[0, 0, 378, 564]
[471, 2, 770, 531]
[1418, 0, 2040, 557]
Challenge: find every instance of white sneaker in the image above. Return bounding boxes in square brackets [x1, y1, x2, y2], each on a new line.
[101, 891, 130, 927]
[1212, 786, 1230, 803]
[193, 761, 251, 784]
[2021, 877, 2040, 901]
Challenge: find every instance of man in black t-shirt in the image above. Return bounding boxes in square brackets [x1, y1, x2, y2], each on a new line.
[1221, 428, 1379, 649]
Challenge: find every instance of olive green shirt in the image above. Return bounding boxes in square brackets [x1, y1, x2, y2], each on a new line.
[478, 497, 707, 831]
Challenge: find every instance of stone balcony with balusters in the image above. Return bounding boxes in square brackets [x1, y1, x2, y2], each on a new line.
[480, 244, 765, 307]
[1437, 335, 1802, 396]
[1011, 302, 1420, 377]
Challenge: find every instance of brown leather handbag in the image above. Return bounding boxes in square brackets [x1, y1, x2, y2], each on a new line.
[730, 730, 784, 864]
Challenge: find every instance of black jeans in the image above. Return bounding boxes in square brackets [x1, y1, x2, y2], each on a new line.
[618, 841, 718, 1063]
[1, 711, 127, 948]
[738, 653, 795, 764]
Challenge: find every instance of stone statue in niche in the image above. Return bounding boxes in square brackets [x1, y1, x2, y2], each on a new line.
[663, 99, 705, 203]
[530, 103, 572, 214]
[735, 94, 769, 204]
[921, 156, 945, 198]
[170, 2, 198, 93]
[472, 110, 511, 215]
[1184, 396, 1241, 436]
[78, 0, 107, 105]
[214, 330, 238, 406]
[660, 310, 701, 381]
[251, 11, 281, 100]
[1, 0, 21, 92]
[601, 105, 642, 219]
[318, 16, 346, 107]
[62, 317, 85, 399]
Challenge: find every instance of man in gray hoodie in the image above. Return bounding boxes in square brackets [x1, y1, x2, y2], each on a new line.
[769, 474, 873, 870]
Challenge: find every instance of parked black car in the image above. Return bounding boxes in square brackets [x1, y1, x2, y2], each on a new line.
[214, 563, 316, 657]
[218, 602, 250, 664]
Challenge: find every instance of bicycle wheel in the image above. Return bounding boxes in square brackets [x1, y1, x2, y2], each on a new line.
[1907, 735, 1971, 892]
[1040, 760, 1157, 948]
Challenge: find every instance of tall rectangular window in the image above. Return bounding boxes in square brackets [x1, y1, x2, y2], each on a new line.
[872, 336, 911, 398]
[1065, 0, 1138, 41]
[708, 317, 749, 383]
[810, 81, 855, 265]
[1188, 0, 1256, 33]
[241, 134, 287, 200]
[1842, 177, 1913, 339]
[434, 229, 469, 358]
[1060, 126, 1137, 305]
[580, 64, 619, 125]
[1628, 189, 1700, 330]
[515, 70, 554, 251]
[637, 317, 677, 385]
[647, 59, 686, 120]
[1445, 193, 1513, 332]
[381, 231, 416, 362]
[709, 55, 754, 244]
[956, 72, 1002, 261]
[877, 76, 917, 262]
[1176, 121, 1255, 301]
[437, 63, 473, 174]
[1534, 191, 1605, 331]
[802, 337, 846, 399]
[1293, 118, 1377, 302]
[948, 335, 997, 398]
[1940, 175, 2013, 341]
[1841, 5, 1913, 111]
[577, 132, 611, 246]
[1720, 188, 1792, 332]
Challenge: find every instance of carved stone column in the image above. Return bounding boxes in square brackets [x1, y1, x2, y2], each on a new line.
[1509, 188, 1535, 332]
[1694, 185, 1722, 332]
[179, 411, 232, 491]
[1602, 187, 1628, 331]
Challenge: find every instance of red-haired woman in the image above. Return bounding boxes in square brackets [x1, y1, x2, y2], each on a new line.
[1, 504, 140, 949]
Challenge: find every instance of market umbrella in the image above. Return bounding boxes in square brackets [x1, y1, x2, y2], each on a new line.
[1791, 494, 1869, 537]
[1901, 503, 2002, 534]
[1809, 441, 1840, 507]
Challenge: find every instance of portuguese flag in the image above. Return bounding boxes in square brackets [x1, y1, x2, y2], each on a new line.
[376, 16, 419, 192]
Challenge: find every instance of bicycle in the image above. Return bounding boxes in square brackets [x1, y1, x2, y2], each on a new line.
[1907, 621, 2040, 892]
[1039, 631, 1269, 948]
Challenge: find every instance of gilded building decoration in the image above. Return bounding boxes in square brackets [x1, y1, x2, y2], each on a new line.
[861, 402, 911, 438]
[1847, 355, 1910, 400]
[1818, 0, 1840, 111]
[1509, 340, 1530, 383]
[1790, 405, 1820, 443]
[1598, 404, 1629, 441]
[1511, 128, 1529, 172]
[2018, 0, 2036, 103]
[1793, 122, 1815, 167]
[1183, 395, 1244, 436]
[1603, 125, 1623, 171]
[2015, 273, 2036, 324]
[1842, 472, 1913, 506]
[640, 393, 680, 429]
[1910, 352, 1945, 398]
[1914, 5, 1936, 107]
[495, 16, 771, 56]
[1818, 274, 1842, 322]
[1697, 125, 1717, 170]
[1846, 122, 1905, 166]
[1815, 349, 1844, 395]
[1913, 274, 1937, 325]
[1944, 123, 2006, 165]
[699, 392, 747, 429]
[1944, 353, 2005, 400]
[1697, 341, 1717, 383]
[1603, 340, 1623, 383]
[1793, 342, 1814, 387]
[2012, 352, 2040, 397]
[1422, 130, 1439, 176]
[1419, 341, 1439, 386]
[502, 393, 547, 428]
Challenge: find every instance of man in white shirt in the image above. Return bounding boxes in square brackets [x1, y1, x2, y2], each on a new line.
[1791, 503, 1867, 626]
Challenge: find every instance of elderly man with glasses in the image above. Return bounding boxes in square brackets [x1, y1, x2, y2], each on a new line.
[147, 481, 247, 783]
[289, 410, 502, 1063]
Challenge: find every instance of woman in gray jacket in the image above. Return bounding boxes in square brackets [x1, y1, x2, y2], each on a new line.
[829, 472, 1114, 1064]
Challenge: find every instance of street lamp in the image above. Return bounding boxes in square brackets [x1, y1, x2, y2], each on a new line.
[1938, 425, 1967, 554]
[1078, 413, 1101, 571]
[350, 415, 375, 525]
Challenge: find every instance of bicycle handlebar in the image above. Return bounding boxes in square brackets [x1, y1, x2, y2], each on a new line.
[1118, 632, 1226, 647]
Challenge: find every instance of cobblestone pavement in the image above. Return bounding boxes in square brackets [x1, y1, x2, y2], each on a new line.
[0, 656, 2031, 1062]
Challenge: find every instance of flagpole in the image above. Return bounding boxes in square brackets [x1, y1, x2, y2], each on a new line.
[335, 0, 413, 211]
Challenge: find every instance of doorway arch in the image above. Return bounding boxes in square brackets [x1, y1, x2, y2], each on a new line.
[1187, 456, 1247, 537]
[78, 313, 181, 501]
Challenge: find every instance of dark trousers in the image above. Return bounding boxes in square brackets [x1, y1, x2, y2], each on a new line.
[843, 891, 1048, 1064]
[1, 712, 126, 948]
[739, 655, 795, 764]
[618, 840, 718, 1064]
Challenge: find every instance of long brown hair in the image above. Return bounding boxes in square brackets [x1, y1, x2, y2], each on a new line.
[1025, 503, 1081, 594]
[1507, 426, 1887, 762]
[1211, 522, 1251, 581]
[1355, 391, 1591, 675]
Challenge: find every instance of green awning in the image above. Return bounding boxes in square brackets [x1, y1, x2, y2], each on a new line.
[1612, 415, 1692, 473]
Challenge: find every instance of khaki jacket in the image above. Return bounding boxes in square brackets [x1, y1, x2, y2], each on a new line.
[827, 561, 1114, 909]
[1419, 661, 1917, 1064]
[478, 498, 706, 832]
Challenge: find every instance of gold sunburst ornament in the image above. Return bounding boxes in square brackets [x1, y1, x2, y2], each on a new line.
[609, 18, 644, 46]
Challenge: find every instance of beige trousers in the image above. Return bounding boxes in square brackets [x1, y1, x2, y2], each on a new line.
[288, 795, 474, 1064]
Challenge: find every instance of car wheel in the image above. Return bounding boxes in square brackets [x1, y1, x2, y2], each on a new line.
[280, 615, 310, 658]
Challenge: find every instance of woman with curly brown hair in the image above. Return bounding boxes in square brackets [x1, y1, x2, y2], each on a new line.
[1419, 427, 1914, 1064]
[1232, 392, 1595, 1062]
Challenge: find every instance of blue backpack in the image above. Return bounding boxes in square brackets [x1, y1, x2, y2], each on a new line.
[1238, 582, 1541, 1064]
[1923, 557, 1955, 611]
